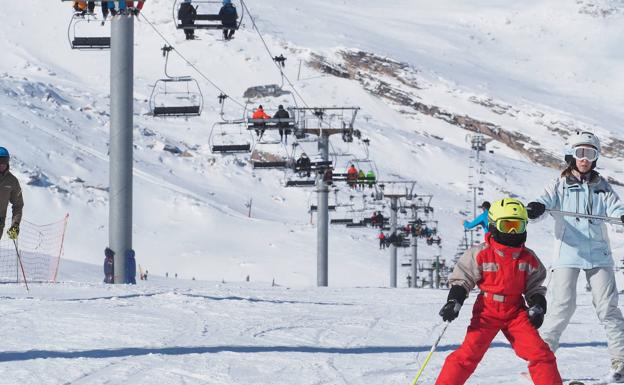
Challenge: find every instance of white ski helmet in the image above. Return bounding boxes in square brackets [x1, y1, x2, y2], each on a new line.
[567, 131, 601, 153]
[565, 131, 601, 168]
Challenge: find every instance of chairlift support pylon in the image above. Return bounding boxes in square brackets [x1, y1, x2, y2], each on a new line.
[149, 45, 204, 117]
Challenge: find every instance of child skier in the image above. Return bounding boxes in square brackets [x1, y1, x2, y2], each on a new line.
[435, 198, 562, 385]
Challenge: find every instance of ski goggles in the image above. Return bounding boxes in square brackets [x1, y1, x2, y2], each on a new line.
[494, 218, 526, 234]
[572, 146, 599, 162]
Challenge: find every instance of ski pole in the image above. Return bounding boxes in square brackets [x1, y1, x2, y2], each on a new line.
[546, 209, 623, 225]
[12, 239, 30, 292]
[410, 321, 450, 385]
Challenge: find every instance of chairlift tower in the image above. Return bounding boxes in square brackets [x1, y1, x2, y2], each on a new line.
[376, 180, 418, 287]
[109, 12, 134, 284]
[408, 194, 434, 288]
[253, 107, 360, 286]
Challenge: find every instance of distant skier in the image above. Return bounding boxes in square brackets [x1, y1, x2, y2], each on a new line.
[527, 131, 624, 382]
[0, 147, 23, 242]
[273, 105, 291, 144]
[219, 0, 238, 40]
[178, 0, 197, 40]
[125, 249, 136, 284]
[435, 198, 562, 385]
[463, 201, 490, 234]
[378, 232, 386, 249]
[103, 247, 114, 284]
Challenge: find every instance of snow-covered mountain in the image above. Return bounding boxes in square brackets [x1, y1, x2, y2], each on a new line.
[2, 0, 623, 288]
[3, 1, 624, 384]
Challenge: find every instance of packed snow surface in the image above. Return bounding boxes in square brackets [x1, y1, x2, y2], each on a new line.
[1, 261, 622, 385]
[1, 0, 624, 383]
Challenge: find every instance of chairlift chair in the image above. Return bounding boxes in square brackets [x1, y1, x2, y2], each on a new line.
[149, 45, 204, 117]
[68, 13, 111, 50]
[173, 0, 245, 30]
[209, 121, 252, 153]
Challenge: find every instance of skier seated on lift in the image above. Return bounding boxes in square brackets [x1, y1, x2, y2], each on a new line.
[375, 212, 384, 228]
[357, 169, 366, 190]
[73, 1, 94, 15]
[366, 169, 376, 188]
[295, 152, 311, 177]
[178, 0, 197, 40]
[219, 0, 238, 41]
[436, 198, 562, 385]
[371, 211, 378, 226]
[127, 1, 146, 15]
[273, 105, 291, 144]
[251, 105, 271, 140]
[346, 164, 358, 188]
[323, 167, 333, 186]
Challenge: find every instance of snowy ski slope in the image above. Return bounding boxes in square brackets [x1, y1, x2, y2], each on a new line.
[1, 1, 624, 382]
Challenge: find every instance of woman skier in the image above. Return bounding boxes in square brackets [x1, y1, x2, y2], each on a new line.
[527, 131, 624, 382]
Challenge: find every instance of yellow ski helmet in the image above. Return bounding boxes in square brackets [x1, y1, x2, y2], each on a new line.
[488, 198, 528, 234]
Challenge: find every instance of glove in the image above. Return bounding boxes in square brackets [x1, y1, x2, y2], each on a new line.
[527, 293, 547, 329]
[439, 285, 468, 322]
[7, 225, 19, 240]
[526, 202, 546, 220]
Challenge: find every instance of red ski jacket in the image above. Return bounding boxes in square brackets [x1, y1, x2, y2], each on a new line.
[449, 233, 546, 302]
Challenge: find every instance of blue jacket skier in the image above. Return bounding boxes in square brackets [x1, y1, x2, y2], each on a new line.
[463, 201, 490, 231]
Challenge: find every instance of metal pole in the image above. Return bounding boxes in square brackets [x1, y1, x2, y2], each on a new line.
[317, 134, 329, 287]
[390, 196, 398, 288]
[109, 13, 134, 284]
[435, 255, 440, 289]
[410, 209, 418, 288]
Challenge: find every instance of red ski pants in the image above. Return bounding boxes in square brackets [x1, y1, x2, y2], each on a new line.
[435, 295, 562, 385]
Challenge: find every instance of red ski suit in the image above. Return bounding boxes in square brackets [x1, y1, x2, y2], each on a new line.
[435, 234, 562, 385]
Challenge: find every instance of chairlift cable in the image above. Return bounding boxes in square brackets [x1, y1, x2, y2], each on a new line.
[240, 0, 309, 109]
[140, 13, 246, 109]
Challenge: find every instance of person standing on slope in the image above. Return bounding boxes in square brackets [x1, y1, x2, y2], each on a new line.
[527, 131, 624, 383]
[463, 200, 490, 233]
[436, 198, 562, 385]
[0, 147, 24, 242]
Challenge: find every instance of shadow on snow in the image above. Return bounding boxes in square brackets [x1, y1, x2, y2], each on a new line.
[0, 341, 607, 362]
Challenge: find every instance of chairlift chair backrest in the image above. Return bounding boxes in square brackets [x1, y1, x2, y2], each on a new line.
[209, 121, 253, 154]
[68, 13, 111, 50]
[149, 45, 204, 117]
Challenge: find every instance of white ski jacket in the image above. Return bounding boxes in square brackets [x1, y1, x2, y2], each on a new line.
[535, 171, 624, 269]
